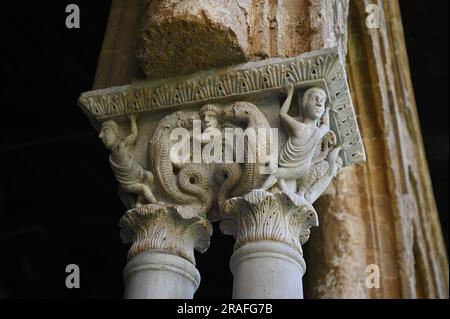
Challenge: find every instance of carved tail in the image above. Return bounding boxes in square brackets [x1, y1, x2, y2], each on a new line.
[216, 163, 242, 211]
[179, 163, 214, 214]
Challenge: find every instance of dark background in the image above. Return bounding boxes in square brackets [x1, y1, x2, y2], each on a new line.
[0, 0, 447, 298]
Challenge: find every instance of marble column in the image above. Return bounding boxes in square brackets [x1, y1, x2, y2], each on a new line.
[221, 190, 318, 299]
[120, 205, 212, 299]
[123, 251, 200, 299]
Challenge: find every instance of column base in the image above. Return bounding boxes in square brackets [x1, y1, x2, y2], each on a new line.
[123, 251, 201, 299]
[230, 241, 306, 299]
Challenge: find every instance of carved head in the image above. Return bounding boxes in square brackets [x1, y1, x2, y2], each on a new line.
[302, 87, 327, 120]
[222, 102, 251, 123]
[99, 120, 120, 150]
[175, 111, 199, 130]
[200, 104, 221, 129]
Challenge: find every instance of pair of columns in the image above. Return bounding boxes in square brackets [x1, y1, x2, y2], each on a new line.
[121, 190, 314, 299]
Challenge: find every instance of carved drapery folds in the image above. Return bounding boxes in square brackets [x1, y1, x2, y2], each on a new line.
[79, 47, 364, 262]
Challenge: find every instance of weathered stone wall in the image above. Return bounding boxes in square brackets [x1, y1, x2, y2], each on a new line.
[306, 0, 448, 299]
[93, 0, 145, 89]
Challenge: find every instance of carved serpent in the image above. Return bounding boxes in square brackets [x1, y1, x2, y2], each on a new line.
[215, 162, 241, 211]
[221, 102, 273, 199]
[179, 163, 214, 213]
[149, 111, 213, 214]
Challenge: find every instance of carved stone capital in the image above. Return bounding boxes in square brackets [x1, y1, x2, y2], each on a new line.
[80, 46, 366, 273]
[221, 189, 319, 255]
[119, 204, 212, 265]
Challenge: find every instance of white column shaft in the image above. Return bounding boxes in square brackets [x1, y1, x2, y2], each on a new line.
[123, 251, 200, 299]
[230, 241, 306, 299]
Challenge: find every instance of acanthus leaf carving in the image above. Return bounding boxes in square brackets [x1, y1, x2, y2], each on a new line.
[119, 203, 212, 265]
[221, 189, 319, 254]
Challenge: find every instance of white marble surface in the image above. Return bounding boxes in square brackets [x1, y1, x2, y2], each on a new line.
[123, 251, 201, 299]
[230, 241, 306, 299]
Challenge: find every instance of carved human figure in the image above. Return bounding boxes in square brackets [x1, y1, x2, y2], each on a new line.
[169, 111, 198, 167]
[261, 85, 335, 199]
[99, 114, 157, 207]
[199, 104, 222, 144]
[171, 105, 222, 166]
